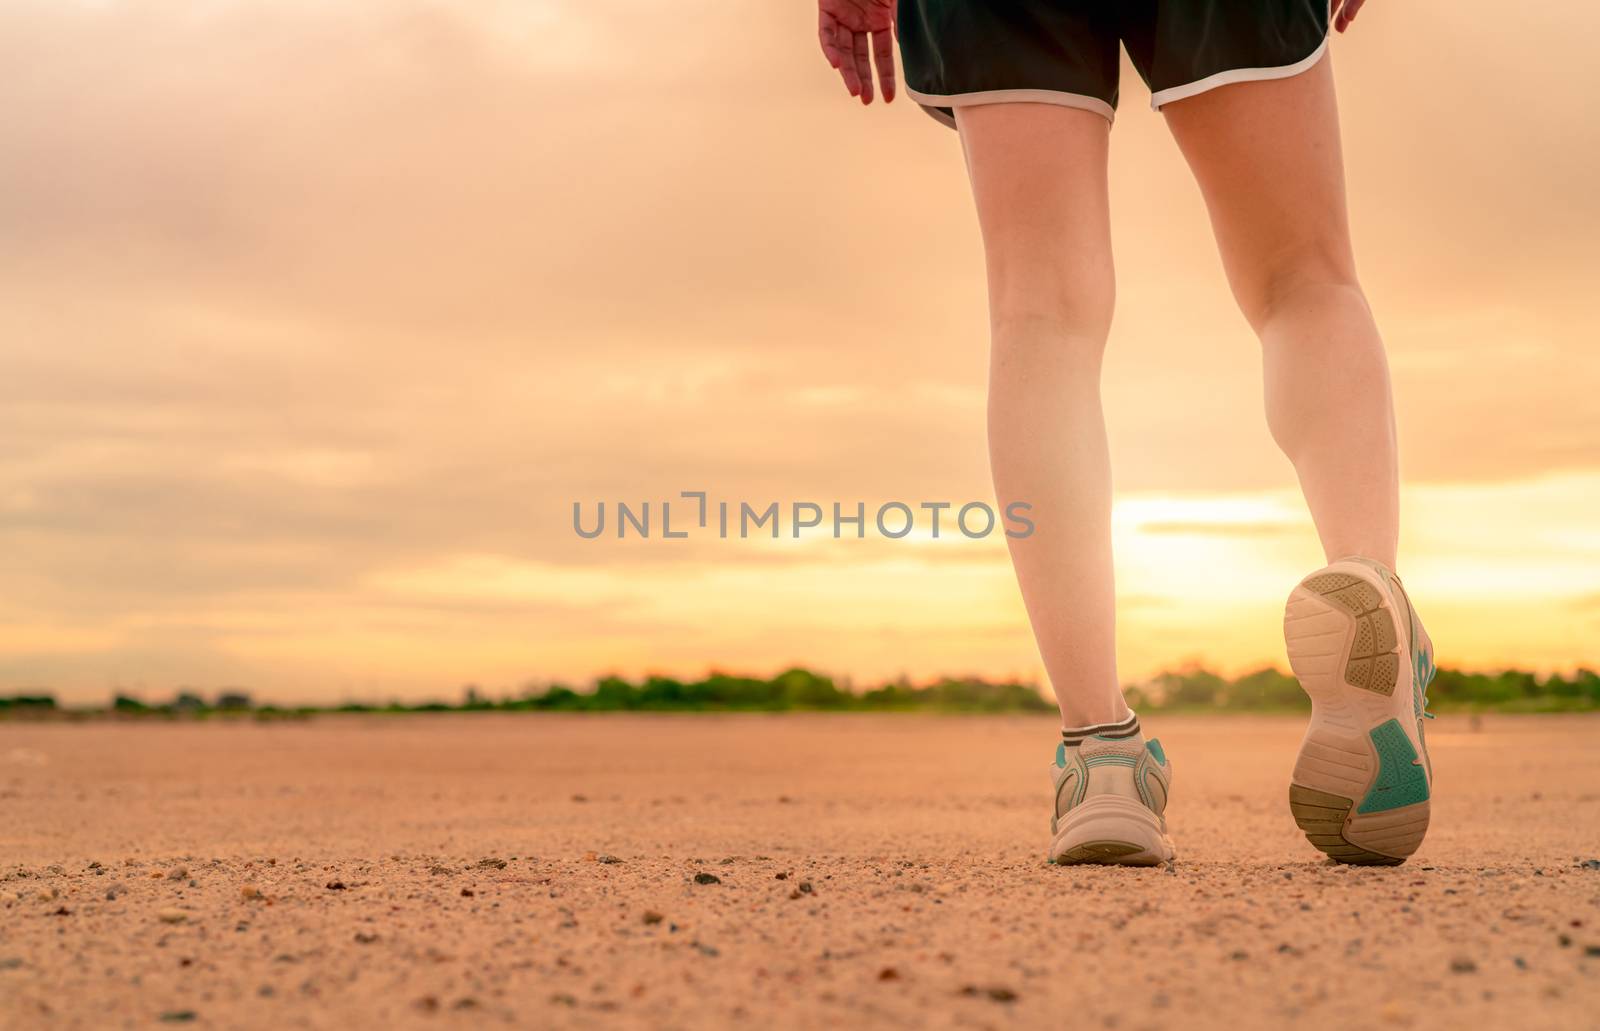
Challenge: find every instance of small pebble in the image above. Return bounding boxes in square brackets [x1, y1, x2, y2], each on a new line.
[158, 909, 188, 924]
[642, 911, 664, 925]
[1450, 957, 1477, 974]
[693, 873, 721, 885]
[960, 985, 1017, 1003]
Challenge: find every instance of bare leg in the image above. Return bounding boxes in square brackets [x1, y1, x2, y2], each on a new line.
[955, 103, 1127, 727]
[1164, 55, 1399, 570]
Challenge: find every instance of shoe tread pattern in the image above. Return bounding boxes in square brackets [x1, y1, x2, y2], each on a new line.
[1054, 841, 1160, 866]
[1300, 572, 1399, 696]
[1288, 784, 1405, 866]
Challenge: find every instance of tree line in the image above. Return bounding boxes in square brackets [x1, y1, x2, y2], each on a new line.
[1, 664, 1596, 717]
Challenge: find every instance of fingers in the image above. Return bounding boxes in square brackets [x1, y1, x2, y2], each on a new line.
[825, 11, 862, 97]
[1335, 0, 1364, 32]
[818, 10, 842, 68]
[820, 4, 896, 105]
[872, 29, 896, 102]
[837, 32, 862, 97]
[853, 31, 874, 104]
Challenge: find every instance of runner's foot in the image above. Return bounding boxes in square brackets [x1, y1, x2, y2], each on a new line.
[1284, 557, 1436, 865]
[1049, 715, 1175, 866]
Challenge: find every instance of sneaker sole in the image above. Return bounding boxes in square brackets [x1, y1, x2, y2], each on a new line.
[1048, 796, 1174, 867]
[1283, 562, 1430, 865]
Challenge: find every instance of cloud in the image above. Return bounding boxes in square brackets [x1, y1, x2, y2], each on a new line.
[0, 2, 1596, 698]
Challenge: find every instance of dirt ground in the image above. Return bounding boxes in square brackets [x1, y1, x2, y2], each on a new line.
[2, 713, 1597, 1029]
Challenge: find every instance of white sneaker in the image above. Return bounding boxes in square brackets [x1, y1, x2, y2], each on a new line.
[1049, 723, 1175, 866]
[1283, 557, 1436, 865]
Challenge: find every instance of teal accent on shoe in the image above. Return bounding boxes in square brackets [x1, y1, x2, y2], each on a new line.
[1358, 718, 1430, 814]
[1055, 742, 1067, 768]
[1415, 646, 1437, 720]
[1146, 739, 1167, 765]
[1386, 569, 1436, 723]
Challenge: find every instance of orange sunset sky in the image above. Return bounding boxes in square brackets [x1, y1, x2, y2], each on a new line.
[1, 1, 1597, 704]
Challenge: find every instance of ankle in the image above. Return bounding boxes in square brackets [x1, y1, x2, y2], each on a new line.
[1058, 695, 1133, 730]
[1331, 552, 1399, 576]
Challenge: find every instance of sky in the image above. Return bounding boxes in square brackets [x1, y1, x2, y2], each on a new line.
[1, 1, 1597, 704]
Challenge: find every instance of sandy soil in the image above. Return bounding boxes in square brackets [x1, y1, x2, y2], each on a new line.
[2, 713, 1597, 1029]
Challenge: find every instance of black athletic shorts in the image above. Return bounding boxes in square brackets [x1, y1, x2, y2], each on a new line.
[899, 1, 1329, 128]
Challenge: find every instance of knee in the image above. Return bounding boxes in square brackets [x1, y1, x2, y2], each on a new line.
[987, 267, 1116, 366]
[1232, 245, 1365, 334]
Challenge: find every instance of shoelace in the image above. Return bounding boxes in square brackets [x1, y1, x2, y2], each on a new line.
[1416, 650, 1436, 721]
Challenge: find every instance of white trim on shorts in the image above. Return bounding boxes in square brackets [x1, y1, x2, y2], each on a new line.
[905, 86, 1116, 128]
[1148, 35, 1329, 110]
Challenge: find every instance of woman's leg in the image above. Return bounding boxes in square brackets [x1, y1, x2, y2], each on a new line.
[1162, 54, 1399, 570]
[954, 102, 1126, 728]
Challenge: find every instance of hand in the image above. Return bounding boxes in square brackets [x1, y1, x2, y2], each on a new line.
[818, 0, 896, 105]
[1332, 0, 1367, 33]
